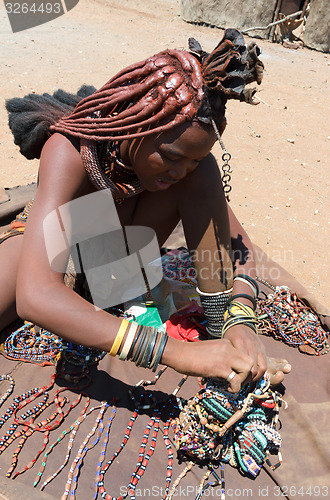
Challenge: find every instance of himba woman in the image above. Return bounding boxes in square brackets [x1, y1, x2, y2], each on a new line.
[0, 29, 292, 392]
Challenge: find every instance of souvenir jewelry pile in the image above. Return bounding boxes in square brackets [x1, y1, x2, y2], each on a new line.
[171, 375, 285, 479]
[0, 321, 63, 366]
[257, 283, 329, 355]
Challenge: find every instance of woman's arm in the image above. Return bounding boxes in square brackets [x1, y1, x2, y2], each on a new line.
[15, 135, 256, 391]
[16, 133, 124, 351]
[225, 204, 267, 381]
[175, 153, 267, 381]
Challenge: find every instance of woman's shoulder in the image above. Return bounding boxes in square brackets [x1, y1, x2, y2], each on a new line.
[37, 133, 90, 201]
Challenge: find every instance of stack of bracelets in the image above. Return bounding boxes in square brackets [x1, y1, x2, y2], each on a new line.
[171, 375, 285, 478]
[197, 274, 259, 338]
[109, 319, 168, 372]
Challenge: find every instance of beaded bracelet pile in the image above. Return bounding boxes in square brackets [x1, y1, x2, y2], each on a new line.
[257, 285, 329, 355]
[55, 341, 106, 390]
[171, 376, 285, 478]
[0, 322, 62, 366]
[61, 341, 105, 366]
[110, 319, 168, 372]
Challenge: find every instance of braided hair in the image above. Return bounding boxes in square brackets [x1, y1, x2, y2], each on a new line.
[51, 29, 264, 142]
[6, 29, 263, 163]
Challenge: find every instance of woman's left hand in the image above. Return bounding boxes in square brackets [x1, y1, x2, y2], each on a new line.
[222, 325, 267, 383]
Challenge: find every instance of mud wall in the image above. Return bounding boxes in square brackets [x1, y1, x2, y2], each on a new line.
[303, 0, 329, 52]
[179, 0, 278, 39]
[179, 0, 329, 52]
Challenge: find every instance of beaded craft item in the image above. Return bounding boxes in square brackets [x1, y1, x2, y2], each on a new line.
[0, 375, 15, 407]
[0, 374, 86, 479]
[171, 376, 285, 478]
[55, 341, 106, 390]
[257, 285, 329, 355]
[0, 322, 62, 366]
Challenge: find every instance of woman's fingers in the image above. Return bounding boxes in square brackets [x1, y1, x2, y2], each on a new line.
[163, 336, 262, 392]
[266, 357, 292, 386]
[223, 325, 267, 383]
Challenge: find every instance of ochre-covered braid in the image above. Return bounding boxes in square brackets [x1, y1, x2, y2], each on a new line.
[51, 29, 263, 142]
[51, 50, 202, 142]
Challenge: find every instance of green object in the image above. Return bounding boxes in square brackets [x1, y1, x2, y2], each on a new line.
[134, 303, 164, 330]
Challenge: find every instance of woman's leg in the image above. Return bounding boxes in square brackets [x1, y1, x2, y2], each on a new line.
[129, 160, 291, 382]
[130, 153, 237, 293]
[0, 236, 24, 330]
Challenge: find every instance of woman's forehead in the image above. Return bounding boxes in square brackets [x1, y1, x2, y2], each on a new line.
[155, 121, 217, 155]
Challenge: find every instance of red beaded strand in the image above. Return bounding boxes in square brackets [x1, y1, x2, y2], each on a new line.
[37, 399, 92, 490]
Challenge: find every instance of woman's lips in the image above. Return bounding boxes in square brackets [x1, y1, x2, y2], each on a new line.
[154, 178, 177, 190]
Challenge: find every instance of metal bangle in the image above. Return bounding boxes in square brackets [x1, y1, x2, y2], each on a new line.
[119, 322, 139, 361]
[235, 274, 260, 298]
[132, 326, 148, 364]
[127, 325, 143, 361]
[139, 328, 158, 368]
[135, 327, 153, 366]
[228, 293, 257, 310]
[150, 332, 168, 372]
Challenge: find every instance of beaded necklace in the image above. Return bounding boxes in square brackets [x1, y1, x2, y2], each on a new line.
[165, 461, 194, 500]
[62, 402, 109, 500]
[162, 417, 174, 499]
[194, 465, 225, 500]
[94, 407, 117, 499]
[0, 374, 87, 483]
[36, 397, 91, 489]
[7, 397, 67, 478]
[81, 135, 144, 200]
[0, 386, 48, 432]
[0, 377, 55, 447]
[96, 374, 185, 500]
[0, 394, 49, 453]
[96, 409, 137, 499]
[1, 322, 62, 366]
[257, 285, 329, 355]
[0, 374, 15, 407]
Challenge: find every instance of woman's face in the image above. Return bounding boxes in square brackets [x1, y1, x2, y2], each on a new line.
[120, 120, 225, 192]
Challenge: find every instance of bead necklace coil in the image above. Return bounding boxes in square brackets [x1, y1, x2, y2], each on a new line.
[171, 375, 286, 478]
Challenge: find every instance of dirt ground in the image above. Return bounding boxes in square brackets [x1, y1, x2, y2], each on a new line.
[0, 0, 329, 307]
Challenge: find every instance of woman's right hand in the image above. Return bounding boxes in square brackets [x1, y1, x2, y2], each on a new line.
[162, 337, 255, 393]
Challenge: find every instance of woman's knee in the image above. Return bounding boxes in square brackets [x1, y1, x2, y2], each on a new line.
[178, 153, 223, 205]
[0, 235, 23, 307]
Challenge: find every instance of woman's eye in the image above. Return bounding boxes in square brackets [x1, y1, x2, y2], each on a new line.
[160, 151, 177, 162]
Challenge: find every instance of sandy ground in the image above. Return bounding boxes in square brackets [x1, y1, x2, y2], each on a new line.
[0, 0, 329, 307]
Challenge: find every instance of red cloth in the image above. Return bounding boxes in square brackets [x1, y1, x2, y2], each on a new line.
[165, 300, 207, 342]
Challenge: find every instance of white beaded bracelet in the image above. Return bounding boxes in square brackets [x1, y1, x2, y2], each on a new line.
[196, 286, 233, 296]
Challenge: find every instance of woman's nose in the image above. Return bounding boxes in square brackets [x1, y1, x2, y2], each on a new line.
[168, 165, 189, 180]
